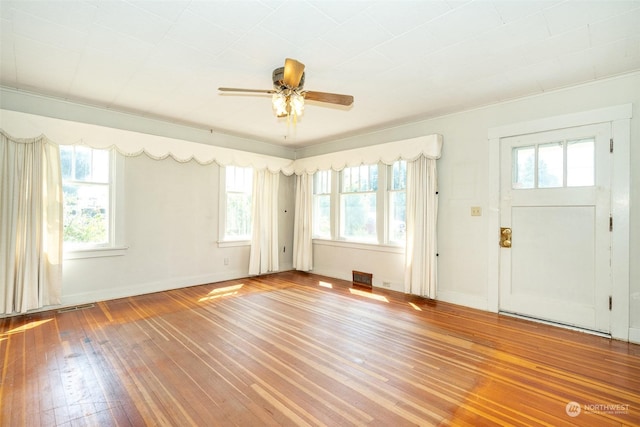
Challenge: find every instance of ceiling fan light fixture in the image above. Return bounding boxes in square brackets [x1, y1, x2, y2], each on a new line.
[272, 92, 288, 117]
[272, 89, 304, 119]
[220, 57, 352, 124]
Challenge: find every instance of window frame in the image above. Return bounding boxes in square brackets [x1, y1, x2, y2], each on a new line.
[339, 164, 379, 243]
[62, 146, 126, 259]
[218, 165, 253, 247]
[312, 161, 407, 249]
[312, 170, 332, 239]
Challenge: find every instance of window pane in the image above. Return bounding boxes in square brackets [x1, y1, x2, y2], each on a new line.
[340, 193, 377, 242]
[567, 138, 594, 187]
[226, 166, 252, 192]
[225, 193, 252, 239]
[368, 165, 378, 191]
[538, 142, 563, 188]
[74, 146, 92, 181]
[313, 194, 331, 238]
[224, 166, 253, 240]
[313, 170, 331, 194]
[391, 160, 406, 190]
[341, 165, 377, 192]
[60, 146, 72, 180]
[513, 146, 535, 189]
[389, 191, 406, 243]
[92, 149, 110, 183]
[63, 183, 109, 246]
[62, 146, 112, 249]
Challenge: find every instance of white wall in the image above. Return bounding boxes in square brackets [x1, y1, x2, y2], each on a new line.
[310, 72, 639, 340]
[61, 154, 295, 306]
[2, 72, 638, 342]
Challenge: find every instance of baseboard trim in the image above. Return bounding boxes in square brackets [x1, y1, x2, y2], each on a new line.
[437, 290, 488, 311]
[629, 328, 640, 344]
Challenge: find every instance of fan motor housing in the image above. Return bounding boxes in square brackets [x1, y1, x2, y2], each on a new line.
[272, 67, 304, 89]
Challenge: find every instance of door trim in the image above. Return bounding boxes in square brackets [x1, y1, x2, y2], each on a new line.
[487, 104, 631, 341]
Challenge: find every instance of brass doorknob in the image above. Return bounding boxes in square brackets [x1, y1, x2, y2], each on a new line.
[500, 227, 512, 248]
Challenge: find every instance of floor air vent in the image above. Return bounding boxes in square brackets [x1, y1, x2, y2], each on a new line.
[58, 303, 95, 313]
[352, 270, 373, 289]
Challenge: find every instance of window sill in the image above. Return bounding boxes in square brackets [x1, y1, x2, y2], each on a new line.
[64, 246, 129, 260]
[312, 239, 405, 254]
[218, 239, 251, 248]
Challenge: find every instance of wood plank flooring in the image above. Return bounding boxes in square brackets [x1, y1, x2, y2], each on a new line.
[1, 271, 639, 426]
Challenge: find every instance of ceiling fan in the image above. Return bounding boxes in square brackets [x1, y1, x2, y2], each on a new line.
[218, 58, 354, 119]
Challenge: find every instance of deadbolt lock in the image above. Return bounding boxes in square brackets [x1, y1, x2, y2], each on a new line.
[500, 227, 512, 248]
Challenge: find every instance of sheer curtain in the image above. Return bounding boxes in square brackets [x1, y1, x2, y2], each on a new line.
[404, 155, 438, 298]
[292, 173, 313, 271]
[248, 169, 280, 275]
[1, 131, 63, 314]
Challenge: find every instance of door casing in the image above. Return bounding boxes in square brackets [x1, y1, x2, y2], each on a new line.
[487, 104, 631, 341]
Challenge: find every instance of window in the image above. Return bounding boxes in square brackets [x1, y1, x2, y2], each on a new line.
[313, 170, 331, 238]
[222, 166, 253, 241]
[513, 138, 595, 189]
[388, 160, 407, 244]
[340, 164, 378, 242]
[61, 145, 111, 250]
[312, 160, 406, 246]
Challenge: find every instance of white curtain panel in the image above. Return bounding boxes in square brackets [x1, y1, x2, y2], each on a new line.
[292, 173, 313, 271]
[404, 155, 438, 298]
[248, 169, 280, 275]
[1, 131, 63, 314]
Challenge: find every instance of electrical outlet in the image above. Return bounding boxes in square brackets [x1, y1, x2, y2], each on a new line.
[224, 257, 229, 265]
[382, 282, 391, 288]
[471, 206, 482, 216]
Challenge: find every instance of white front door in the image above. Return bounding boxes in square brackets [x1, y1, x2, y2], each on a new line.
[499, 123, 611, 333]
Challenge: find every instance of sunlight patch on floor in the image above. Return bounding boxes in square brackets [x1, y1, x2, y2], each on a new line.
[198, 284, 244, 302]
[3, 318, 52, 335]
[349, 288, 388, 303]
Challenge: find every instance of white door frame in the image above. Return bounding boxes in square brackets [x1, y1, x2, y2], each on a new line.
[487, 104, 632, 341]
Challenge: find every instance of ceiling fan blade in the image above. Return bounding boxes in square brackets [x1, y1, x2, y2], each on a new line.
[218, 87, 275, 94]
[304, 91, 354, 106]
[283, 58, 305, 88]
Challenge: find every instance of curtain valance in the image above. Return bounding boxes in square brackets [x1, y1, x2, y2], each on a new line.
[289, 134, 442, 175]
[1, 109, 442, 175]
[0, 109, 293, 172]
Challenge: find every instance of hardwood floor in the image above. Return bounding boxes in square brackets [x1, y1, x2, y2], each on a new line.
[1, 271, 639, 426]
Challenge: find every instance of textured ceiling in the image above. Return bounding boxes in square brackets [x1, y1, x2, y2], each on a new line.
[1, 0, 639, 148]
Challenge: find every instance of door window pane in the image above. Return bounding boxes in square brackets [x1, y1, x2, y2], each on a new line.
[538, 142, 563, 188]
[567, 138, 594, 187]
[513, 146, 535, 189]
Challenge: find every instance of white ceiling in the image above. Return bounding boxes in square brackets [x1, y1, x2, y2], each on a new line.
[1, 0, 639, 149]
